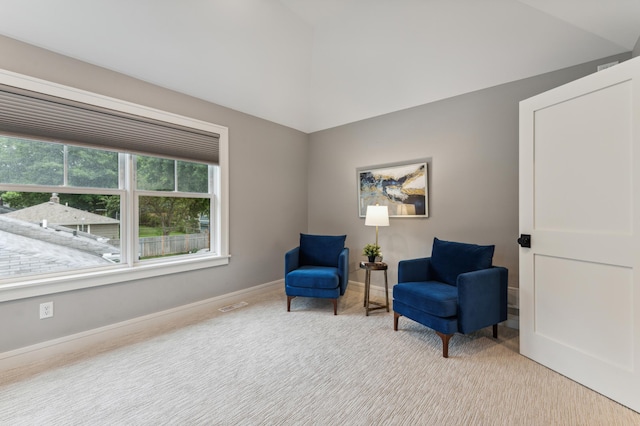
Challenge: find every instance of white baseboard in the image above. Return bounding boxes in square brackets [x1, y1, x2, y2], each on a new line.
[508, 286, 519, 309]
[0, 280, 283, 371]
[506, 314, 519, 330]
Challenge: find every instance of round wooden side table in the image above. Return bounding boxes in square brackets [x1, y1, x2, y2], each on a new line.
[359, 261, 389, 316]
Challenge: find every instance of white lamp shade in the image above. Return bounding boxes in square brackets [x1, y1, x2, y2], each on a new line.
[365, 205, 389, 227]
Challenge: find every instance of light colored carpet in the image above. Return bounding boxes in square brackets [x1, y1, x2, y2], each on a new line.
[1, 285, 639, 425]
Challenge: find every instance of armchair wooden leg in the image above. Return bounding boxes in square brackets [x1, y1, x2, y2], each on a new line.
[331, 299, 337, 315]
[493, 324, 498, 338]
[394, 312, 400, 330]
[287, 296, 295, 312]
[436, 331, 453, 358]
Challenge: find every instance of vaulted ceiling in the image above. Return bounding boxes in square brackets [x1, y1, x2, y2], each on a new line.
[1, 0, 639, 133]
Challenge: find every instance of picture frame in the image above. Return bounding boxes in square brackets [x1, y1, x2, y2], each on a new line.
[357, 160, 428, 218]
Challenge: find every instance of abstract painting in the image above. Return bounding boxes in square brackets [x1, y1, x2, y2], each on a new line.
[357, 160, 428, 217]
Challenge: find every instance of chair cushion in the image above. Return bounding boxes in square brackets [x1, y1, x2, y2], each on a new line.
[286, 266, 340, 289]
[393, 281, 458, 317]
[299, 233, 346, 267]
[430, 238, 494, 286]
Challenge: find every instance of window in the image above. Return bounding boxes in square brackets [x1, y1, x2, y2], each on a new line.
[0, 137, 215, 273]
[0, 70, 229, 301]
[135, 154, 213, 260]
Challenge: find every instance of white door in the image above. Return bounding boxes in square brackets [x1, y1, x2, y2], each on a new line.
[519, 56, 640, 412]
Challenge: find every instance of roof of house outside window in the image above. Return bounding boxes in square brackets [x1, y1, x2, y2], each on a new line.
[0, 215, 120, 278]
[4, 194, 119, 226]
[0, 202, 14, 214]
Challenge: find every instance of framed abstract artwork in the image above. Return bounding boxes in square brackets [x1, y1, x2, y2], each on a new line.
[357, 160, 428, 218]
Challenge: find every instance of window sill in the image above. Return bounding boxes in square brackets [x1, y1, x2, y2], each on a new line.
[0, 255, 230, 302]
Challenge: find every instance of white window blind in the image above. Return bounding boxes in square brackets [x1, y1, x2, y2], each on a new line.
[0, 84, 220, 164]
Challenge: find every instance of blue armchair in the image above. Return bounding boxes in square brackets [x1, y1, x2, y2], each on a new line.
[393, 238, 508, 357]
[285, 234, 349, 315]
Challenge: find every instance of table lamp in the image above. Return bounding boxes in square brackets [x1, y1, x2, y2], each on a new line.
[365, 204, 389, 248]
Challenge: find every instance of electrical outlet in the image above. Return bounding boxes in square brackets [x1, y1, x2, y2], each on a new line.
[39, 301, 54, 319]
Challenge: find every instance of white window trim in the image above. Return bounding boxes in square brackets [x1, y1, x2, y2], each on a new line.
[0, 69, 230, 303]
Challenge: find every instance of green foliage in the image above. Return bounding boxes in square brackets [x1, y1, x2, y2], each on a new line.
[363, 243, 381, 257]
[136, 156, 175, 191]
[136, 155, 209, 193]
[1, 191, 50, 208]
[139, 226, 191, 237]
[0, 136, 119, 189]
[177, 161, 208, 192]
[67, 146, 118, 188]
[0, 137, 63, 185]
[139, 196, 208, 236]
[102, 195, 121, 218]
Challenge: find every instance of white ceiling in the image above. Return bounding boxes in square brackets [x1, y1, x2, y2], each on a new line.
[0, 0, 639, 133]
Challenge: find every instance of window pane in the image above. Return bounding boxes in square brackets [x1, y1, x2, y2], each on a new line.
[0, 136, 63, 185]
[136, 155, 175, 191]
[138, 196, 210, 260]
[68, 146, 119, 188]
[0, 191, 121, 278]
[177, 160, 208, 193]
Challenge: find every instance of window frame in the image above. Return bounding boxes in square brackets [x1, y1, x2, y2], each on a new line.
[0, 69, 229, 303]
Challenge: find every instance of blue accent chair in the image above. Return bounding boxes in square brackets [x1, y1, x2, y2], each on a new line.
[285, 234, 349, 315]
[393, 238, 508, 357]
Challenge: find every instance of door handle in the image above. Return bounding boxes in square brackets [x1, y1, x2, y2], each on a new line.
[518, 234, 531, 248]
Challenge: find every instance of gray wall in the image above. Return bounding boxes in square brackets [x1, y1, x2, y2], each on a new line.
[634, 36, 640, 58]
[307, 52, 632, 292]
[0, 36, 309, 353]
